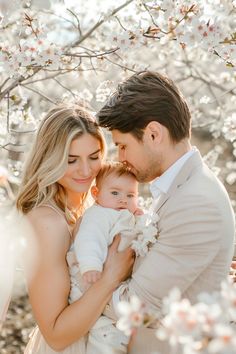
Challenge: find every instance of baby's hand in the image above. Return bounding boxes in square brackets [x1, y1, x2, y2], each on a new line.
[134, 207, 144, 216]
[82, 270, 102, 286]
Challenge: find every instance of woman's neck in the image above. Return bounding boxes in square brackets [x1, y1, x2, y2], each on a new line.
[66, 191, 84, 211]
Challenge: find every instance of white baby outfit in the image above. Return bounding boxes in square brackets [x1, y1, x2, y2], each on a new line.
[71, 204, 156, 354]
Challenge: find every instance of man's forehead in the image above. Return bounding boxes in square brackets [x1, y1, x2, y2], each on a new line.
[111, 130, 129, 144]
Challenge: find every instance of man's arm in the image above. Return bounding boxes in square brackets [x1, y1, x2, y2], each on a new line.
[104, 195, 224, 320]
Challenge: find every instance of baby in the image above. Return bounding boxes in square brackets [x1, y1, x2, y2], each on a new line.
[70, 161, 156, 354]
[75, 161, 141, 288]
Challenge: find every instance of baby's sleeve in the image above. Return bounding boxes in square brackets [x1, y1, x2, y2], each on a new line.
[74, 206, 113, 275]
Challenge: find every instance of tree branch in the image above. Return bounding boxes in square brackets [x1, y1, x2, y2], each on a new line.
[0, 1, 134, 102]
[64, 47, 119, 58]
[21, 84, 57, 104]
[69, 0, 134, 48]
[0, 68, 41, 101]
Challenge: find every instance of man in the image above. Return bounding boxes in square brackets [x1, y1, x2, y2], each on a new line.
[97, 71, 235, 354]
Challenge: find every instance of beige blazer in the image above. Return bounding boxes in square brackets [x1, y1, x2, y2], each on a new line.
[104, 151, 235, 354]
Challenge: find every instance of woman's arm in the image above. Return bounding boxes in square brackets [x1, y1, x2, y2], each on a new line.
[26, 208, 134, 351]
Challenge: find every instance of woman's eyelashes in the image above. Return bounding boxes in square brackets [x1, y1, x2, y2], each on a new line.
[68, 159, 77, 164]
[68, 156, 99, 164]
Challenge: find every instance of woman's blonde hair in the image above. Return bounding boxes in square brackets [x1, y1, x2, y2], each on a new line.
[16, 105, 106, 224]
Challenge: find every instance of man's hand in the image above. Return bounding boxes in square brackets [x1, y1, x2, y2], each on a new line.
[82, 270, 102, 288]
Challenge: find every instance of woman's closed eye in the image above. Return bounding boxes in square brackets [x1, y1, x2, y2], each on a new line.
[90, 155, 99, 160]
[127, 194, 135, 198]
[68, 159, 77, 164]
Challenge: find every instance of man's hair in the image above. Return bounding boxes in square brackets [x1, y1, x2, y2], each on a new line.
[96, 161, 136, 189]
[97, 71, 191, 142]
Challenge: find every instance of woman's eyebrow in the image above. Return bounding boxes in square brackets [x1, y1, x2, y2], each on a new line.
[68, 149, 101, 158]
[89, 149, 101, 156]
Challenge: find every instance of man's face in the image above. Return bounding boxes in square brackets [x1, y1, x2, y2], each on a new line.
[112, 130, 163, 183]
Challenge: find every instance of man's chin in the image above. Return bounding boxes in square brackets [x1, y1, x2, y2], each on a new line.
[135, 173, 155, 183]
[135, 174, 149, 183]
[129, 168, 153, 183]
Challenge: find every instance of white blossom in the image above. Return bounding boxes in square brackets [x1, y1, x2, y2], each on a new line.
[222, 113, 236, 142]
[117, 296, 147, 336]
[96, 81, 114, 103]
[199, 95, 211, 104]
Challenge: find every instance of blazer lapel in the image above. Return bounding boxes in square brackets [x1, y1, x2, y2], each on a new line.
[154, 150, 203, 213]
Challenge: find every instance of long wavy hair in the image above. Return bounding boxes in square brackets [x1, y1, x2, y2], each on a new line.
[16, 105, 106, 224]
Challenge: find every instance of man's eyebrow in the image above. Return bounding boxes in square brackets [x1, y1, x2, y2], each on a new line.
[69, 149, 101, 157]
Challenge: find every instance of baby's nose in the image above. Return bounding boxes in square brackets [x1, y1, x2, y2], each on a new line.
[119, 199, 127, 204]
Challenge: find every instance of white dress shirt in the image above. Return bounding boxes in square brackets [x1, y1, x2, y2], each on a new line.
[150, 147, 197, 199]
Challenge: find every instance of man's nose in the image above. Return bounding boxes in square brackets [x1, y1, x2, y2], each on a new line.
[118, 150, 125, 162]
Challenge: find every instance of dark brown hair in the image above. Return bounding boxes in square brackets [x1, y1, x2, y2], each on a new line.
[97, 71, 191, 142]
[96, 161, 136, 189]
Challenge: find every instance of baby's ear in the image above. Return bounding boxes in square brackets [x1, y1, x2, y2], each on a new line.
[91, 185, 98, 200]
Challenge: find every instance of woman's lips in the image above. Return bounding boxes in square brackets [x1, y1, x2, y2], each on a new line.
[72, 177, 92, 184]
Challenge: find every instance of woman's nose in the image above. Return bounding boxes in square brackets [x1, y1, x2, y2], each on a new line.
[79, 162, 91, 177]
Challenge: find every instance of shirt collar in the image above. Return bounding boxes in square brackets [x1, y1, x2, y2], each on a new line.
[150, 147, 198, 199]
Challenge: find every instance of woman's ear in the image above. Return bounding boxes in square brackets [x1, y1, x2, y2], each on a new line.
[91, 185, 99, 200]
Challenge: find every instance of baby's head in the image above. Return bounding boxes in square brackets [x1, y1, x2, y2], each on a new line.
[91, 161, 138, 214]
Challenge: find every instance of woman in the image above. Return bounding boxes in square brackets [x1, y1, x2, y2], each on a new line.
[16, 105, 134, 353]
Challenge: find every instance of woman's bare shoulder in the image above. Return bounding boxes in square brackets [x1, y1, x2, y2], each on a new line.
[27, 206, 64, 226]
[26, 206, 70, 245]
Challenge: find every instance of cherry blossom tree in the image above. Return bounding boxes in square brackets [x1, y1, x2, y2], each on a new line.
[0, 0, 235, 209]
[0, 1, 235, 350]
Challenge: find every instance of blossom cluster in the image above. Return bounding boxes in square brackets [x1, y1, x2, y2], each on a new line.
[131, 0, 236, 67]
[131, 208, 159, 257]
[0, 13, 62, 79]
[117, 295, 156, 337]
[117, 279, 236, 354]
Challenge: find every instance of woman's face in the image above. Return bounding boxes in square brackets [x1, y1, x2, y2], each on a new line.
[58, 133, 103, 194]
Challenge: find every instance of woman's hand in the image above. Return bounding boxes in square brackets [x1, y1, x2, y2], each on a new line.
[230, 260, 236, 282]
[102, 235, 135, 289]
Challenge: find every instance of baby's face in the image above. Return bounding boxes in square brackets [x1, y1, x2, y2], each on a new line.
[95, 173, 138, 213]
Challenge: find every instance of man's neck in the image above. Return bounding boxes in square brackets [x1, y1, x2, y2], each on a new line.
[161, 139, 192, 173]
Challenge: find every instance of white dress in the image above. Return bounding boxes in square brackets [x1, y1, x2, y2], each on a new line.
[24, 204, 86, 354]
